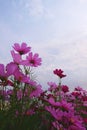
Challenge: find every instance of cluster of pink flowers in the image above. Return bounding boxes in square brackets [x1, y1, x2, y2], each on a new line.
[0, 42, 87, 130]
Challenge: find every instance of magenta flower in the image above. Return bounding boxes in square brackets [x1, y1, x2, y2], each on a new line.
[45, 106, 63, 120]
[75, 86, 84, 91]
[0, 64, 6, 78]
[13, 42, 31, 55]
[71, 91, 81, 97]
[59, 100, 74, 111]
[28, 80, 37, 87]
[14, 70, 30, 83]
[53, 69, 66, 78]
[11, 50, 22, 64]
[0, 63, 18, 86]
[30, 84, 43, 98]
[6, 62, 18, 76]
[47, 98, 73, 111]
[82, 96, 87, 101]
[47, 97, 60, 107]
[0, 62, 18, 78]
[62, 85, 69, 93]
[22, 52, 42, 67]
[47, 82, 58, 91]
[45, 106, 85, 130]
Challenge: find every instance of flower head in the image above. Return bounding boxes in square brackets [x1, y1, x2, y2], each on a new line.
[13, 42, 31, 55]
[14, 70, 30, 83]
[6, 62, 18, 76]
[53, 69, 66, 78]
[22, 52, 42, 67]
[30, 84, 43, 98]
[0, 63, 18, 86]
[0, 62, 18, 79]
[48, 82, 58, 91]
[62, 85, 69, 93]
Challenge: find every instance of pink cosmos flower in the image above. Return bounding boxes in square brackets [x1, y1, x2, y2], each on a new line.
[30, 84, 43, 98]
[0, 62, 18, 86]
[61, 85, 69, 93]
[82, 96, 87, 101]
[28, 80, 38, 87]
[11, 50, 22, 64]
[45, 106, 63, 120]
[22, 52, 42, 67]
[47, 97, 60, 107]
[49, 98, 73, 111]
[47, 82, 58, 91]
[6, 62, 18, 76]
[13, 42, 31, 55]
[53, 69, 66, 78]
[45, 106, 85, 130]
[0, 62, 18, 79]
[14, 70, 30, 83]
[75, 86, 84, 91]
[59, 100, 74, 111]
[71, 91, 81, 97]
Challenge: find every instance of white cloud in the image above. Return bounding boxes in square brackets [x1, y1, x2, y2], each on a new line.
[20, 0, 54, 19]
[11, 0, 54, 21]
[27, 0, 44, 16]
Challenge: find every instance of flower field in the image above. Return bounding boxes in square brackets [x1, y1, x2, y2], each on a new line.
[0, 43, 87, 130]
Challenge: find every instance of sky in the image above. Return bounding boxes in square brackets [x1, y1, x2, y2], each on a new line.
[0, 0, 87, 90]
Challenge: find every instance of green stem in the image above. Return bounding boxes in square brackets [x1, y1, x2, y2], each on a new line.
[58, 78, 62, 101]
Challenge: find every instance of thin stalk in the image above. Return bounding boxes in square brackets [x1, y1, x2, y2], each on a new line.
[58, 78, 62, 101]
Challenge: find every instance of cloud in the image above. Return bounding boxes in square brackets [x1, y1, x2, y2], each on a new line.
[25, 0, 53, 19]
[26, 0, 44, 16]
[10, 0, 54, 23]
